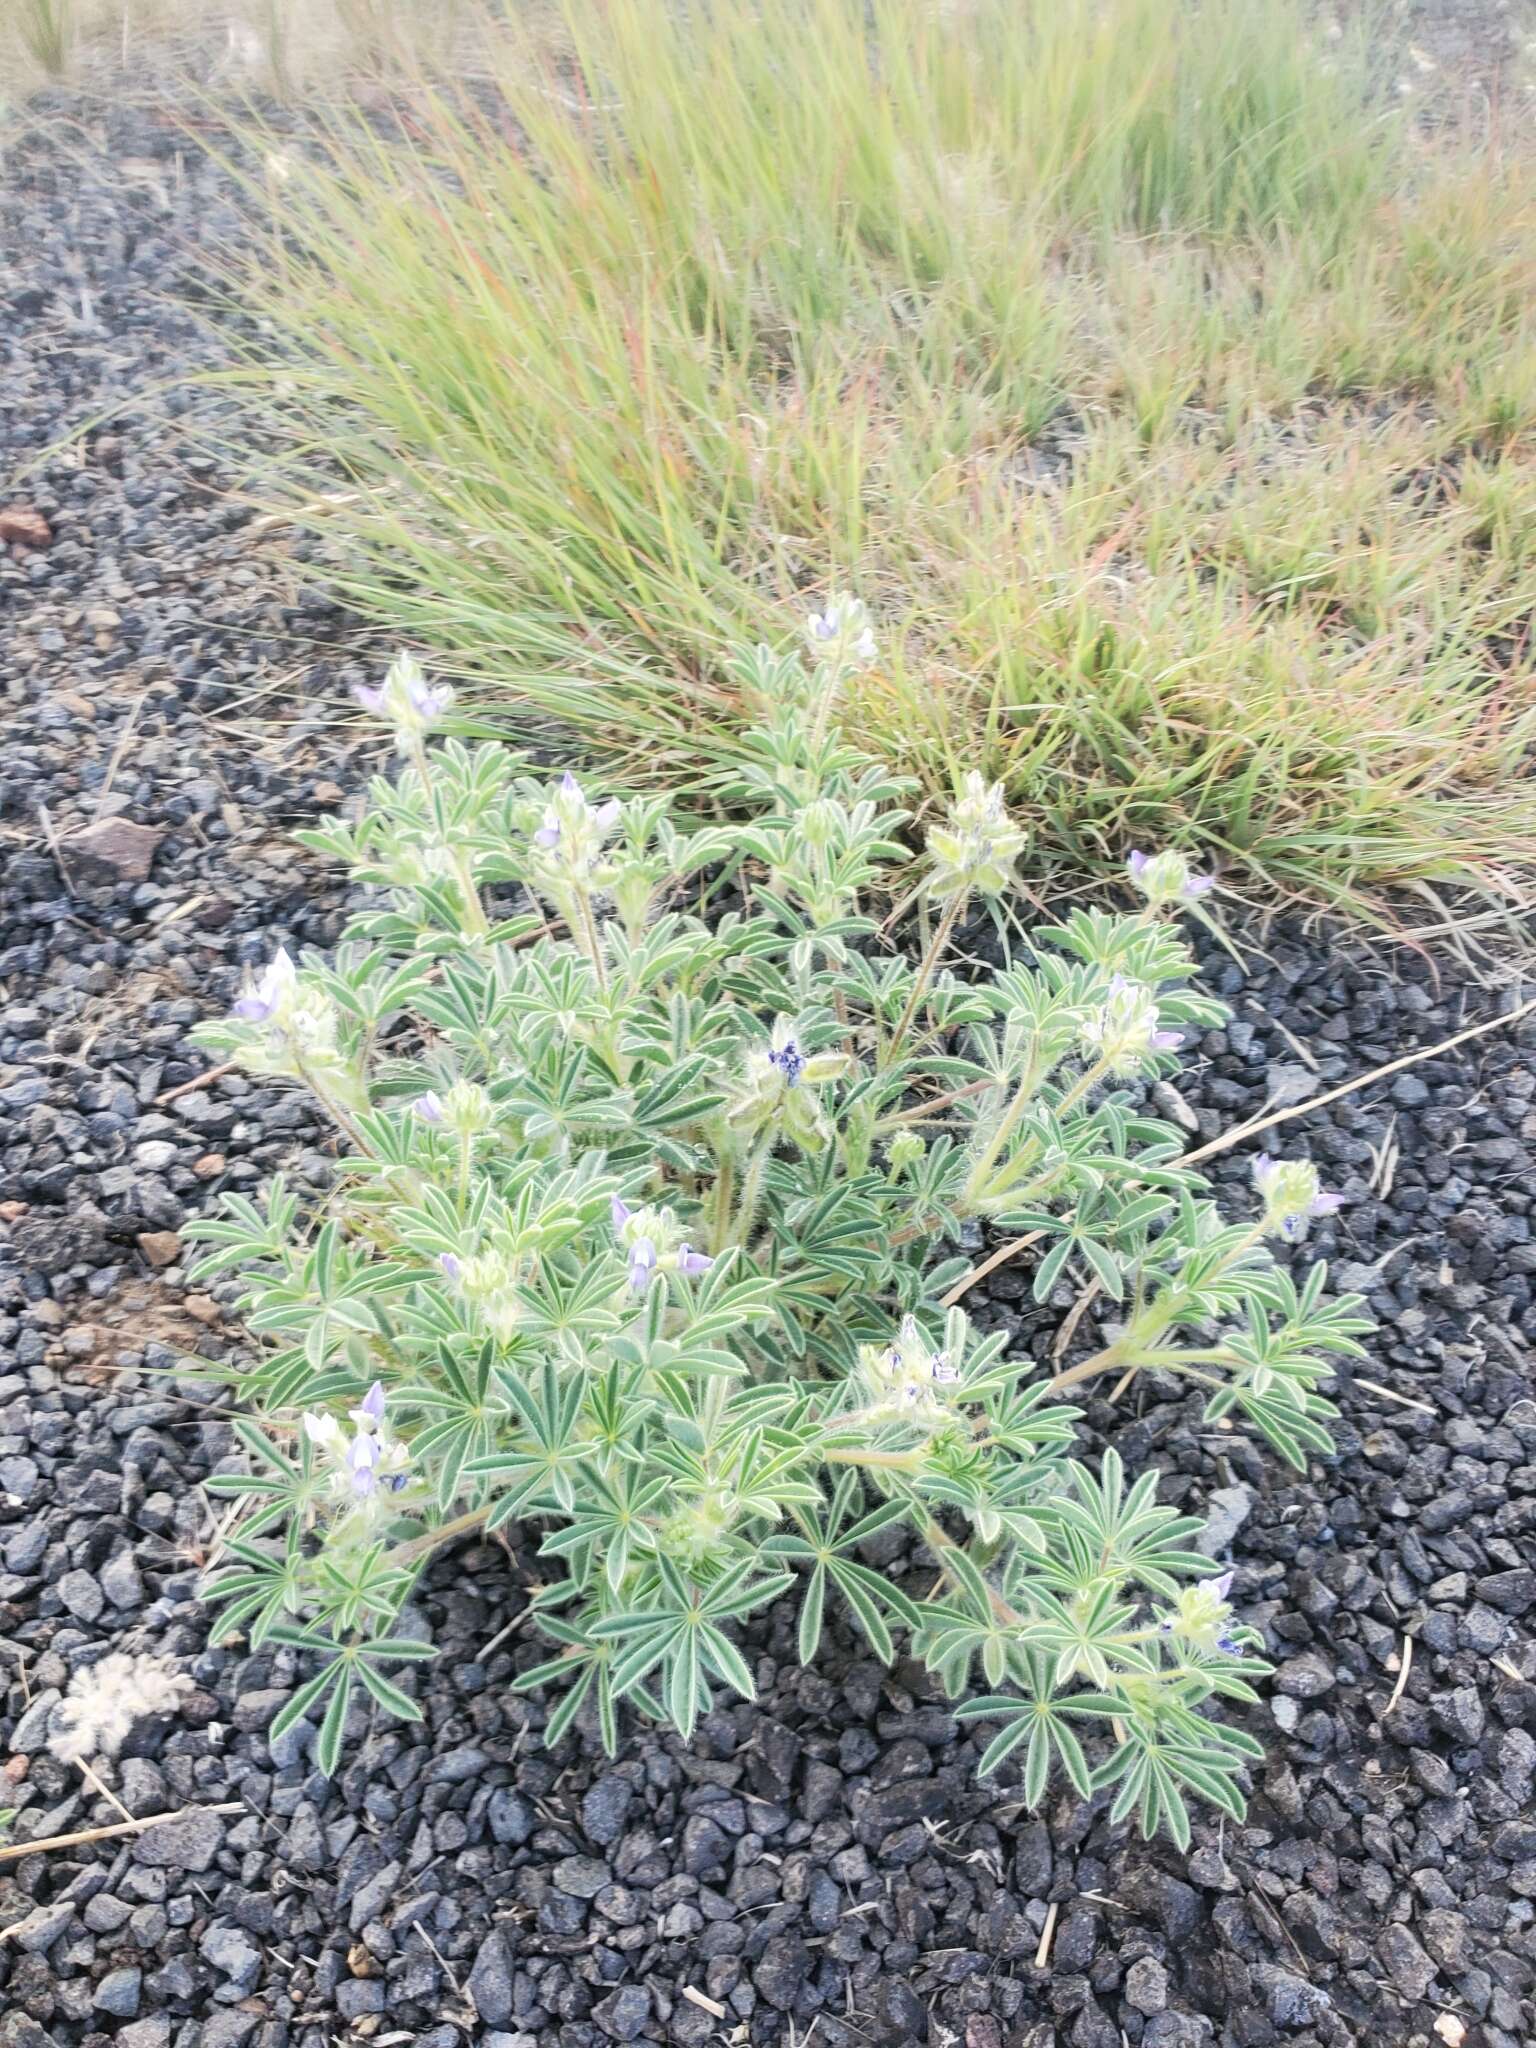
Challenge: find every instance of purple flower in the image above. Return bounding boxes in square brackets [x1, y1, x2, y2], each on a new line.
[438, 1252, 462, 1282]
[414, 1091, 446, 1125]
[1183, 874, 1216, 899]
[411, 679, 453, 721]
[231, 949, 295, 1023]
[929, 1353, 960, 1385]
[353, 659, 452, 730]
[347, 1433, 380, 1497]
[627, 1237, 658, 1293]
[596, 798, 622, 834]
[611, 1196, 633, 1232]
[676, 1245, 714, 1277]
[804, 595, 877, 663]
[1208, 1571, 1233, 1602]
[1216, 1631, 1241, 1656]
[768, 1039, 805, 1086]
[1127, 850, 1150, 878]
[533, 813, 561, 849]
[1150, 1028, 1184, 1053]
[355, 1381, 386, 1428]
[560, 770, 581, 798]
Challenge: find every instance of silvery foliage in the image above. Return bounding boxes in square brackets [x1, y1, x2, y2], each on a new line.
[188, 605, 1369, 1841]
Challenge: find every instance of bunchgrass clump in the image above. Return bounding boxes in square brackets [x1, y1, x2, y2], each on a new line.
[189, 609, 1371, 1846]
[223, 0, 1536, 915]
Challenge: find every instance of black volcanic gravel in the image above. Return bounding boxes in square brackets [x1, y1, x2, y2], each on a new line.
[3, 77, 1536, 2048]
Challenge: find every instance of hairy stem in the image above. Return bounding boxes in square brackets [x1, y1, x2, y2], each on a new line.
[729, 1138, 772, 1249]
[920, 1515, 1024, 1628]
[386, 1503, 493, 1568]
[710, 1153, 737, 1257]
[573, 884, 609, 993]
[883, 894, 963, 1067]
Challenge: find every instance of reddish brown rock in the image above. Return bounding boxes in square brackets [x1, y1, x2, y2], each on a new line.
[0, 505, 52, 547]
[136, 1230, 183, 1268]
[63, 817, 164, 886]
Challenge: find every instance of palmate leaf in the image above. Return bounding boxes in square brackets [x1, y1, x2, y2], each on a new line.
[762, 1477, 924, 1663]
[1031, 1453, 1212, 1596]
[591, 1559, 791, 1740]
[199, 1524, 311, 1648]
[1093, 1705, 1260, 1850]
[259, 1629, 434, 1775]
[956, 1691, 1122, 1796]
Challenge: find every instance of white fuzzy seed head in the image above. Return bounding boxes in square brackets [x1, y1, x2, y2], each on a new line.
[49, 1653, 192, 1766]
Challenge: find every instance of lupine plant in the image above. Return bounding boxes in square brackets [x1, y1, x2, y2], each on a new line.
[188, 600, 1369, 1843]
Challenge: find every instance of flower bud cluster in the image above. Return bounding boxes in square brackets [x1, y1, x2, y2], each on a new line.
[804, 592, 878, 669]
[353, 651, 454, 753]
[531, 770, 622, 884]
[437, 1248, 523, 1342]
[886, 1129, 926, 1176]
[1077, 975, 1182, 1076]
[1252, 1153, 1343, 1240]
[727, 1018, 849, 1149]
[229, 948, 358, 1098]
[1158, 1571, 1242, 1656]
[414, 1081, 494, 1135]
[926, 771, 1026, 900]
[1126, 848, 1215, 907]
[378, 838, 464, 892]
[858, 1314, 961, 1419]
[658, 1488, 738, 1569]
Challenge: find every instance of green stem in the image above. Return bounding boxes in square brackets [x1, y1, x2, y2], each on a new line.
[921, 1516, 1024, 1628]
[710, 1154, 737, 1257]
[877, 1075, 995, 1129]
[883, 893, 964, 1068]
[295, 1057, 375, 1161]
[407, 732, 489, 939]
[1047, 1343, 1227, 1396]
[824, 1445, 929, 1470]
[965, 1054, 1107, 1206]
[573, 884, 609, 993]
[385, 1503, 492, 1569]
[454, 852, 491, 939]
[729, 1138, 772, 1249]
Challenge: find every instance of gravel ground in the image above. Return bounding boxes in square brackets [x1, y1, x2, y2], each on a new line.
[4, 74, 1536, 2048]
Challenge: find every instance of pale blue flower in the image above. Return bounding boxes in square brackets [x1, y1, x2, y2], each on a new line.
[352, 1381, 387, 1430]
[232, 948, 296, 1023]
